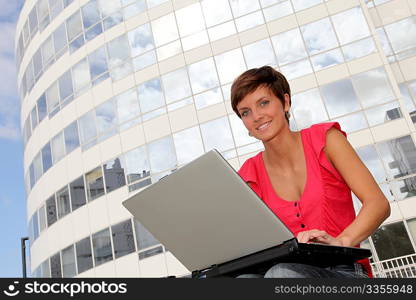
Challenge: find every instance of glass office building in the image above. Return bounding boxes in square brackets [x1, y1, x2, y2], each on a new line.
[16, 0, 416, 277]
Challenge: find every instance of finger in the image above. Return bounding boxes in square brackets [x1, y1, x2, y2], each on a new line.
[297, 230, 316, 243]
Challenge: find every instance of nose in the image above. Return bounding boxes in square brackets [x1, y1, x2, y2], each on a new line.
[251, 108, 263, 122]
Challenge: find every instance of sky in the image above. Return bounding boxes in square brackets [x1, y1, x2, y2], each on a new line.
[0, 0, 27, 277]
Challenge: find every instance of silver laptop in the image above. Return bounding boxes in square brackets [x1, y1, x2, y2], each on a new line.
[122, 149, 294, 272]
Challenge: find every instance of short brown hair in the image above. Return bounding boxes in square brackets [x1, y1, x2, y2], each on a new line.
[230, 66, 291, 120]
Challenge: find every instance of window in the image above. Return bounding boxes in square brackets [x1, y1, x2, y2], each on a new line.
[76, 237, 93, 274]
[123, 0, 146, 19]
[128, 23, 155, 57]
[33, 153, 43, 183]
[134, 220, 160, 250]
[50, 0, 64, 19]
[46, 82, 60, 116]
[29, 7, 39, 37]
[33, 211, 39, 240]
[242, 39, 276, 69]
[46, 195, 57, 226]
[272, 28, 307, 65]
[407, 218, 416, 247]
[148, 136, 177, 173]
[389, 176, 416, 201]
[64, 121, 80, 154]
[332, 112, 368, 133]
[112, 220, 135, 258]
[41, 37, 54, 66]
[292, 89, 328, 129]
[138, 78, 165, 113]
[98, 0, 121, 17]
[201, 0, 232, 27]
[356, 145, 386, 183]
[194, 88, 223, 110]
[310, 49, 344, 71]
[56, 186, 71, 219]
[51, 132, 65, 164]
[173, 126, 204, 165]
[82, 0, 101, 29]
[72, 59, 91, 92]
[385, 16, 416, 55]
[280, 59, 312, 80]
[66, 11, 83, 42]
[86, 167, 105, 201]
[40, 259, 51, 278]
[176, 3, 205, 37]
[33, 49, 43, 80]
[37, 94, 47, 122]
[69, 176, 86, 211]
[58, 71, 74, 103]
[123, 146, 150, 184]
[41, 143, 53, 173]
[107, 35, 130, 69]
[53, 23, 68, 57]
[229, 0, 260, 18]
[151, 13, 179, 47]
[292, 0, 323, 11]
[38, 205, 47, 232]
[95, 100, 118, 139]
[103, 157, 126, 193]
[92, 228, 113, 266]
[116, 88, 140, 126]
[162, 68, 192, 104]
[200, 117, 234, 152]
[301, 18, 338, 56]
[61, 245, 76, 277]
[352, 68, 395, 108]
[320, 79, 361, 118]
[188, 58, 219, 94]
[377, 136, 416, 179]
[79, 110, 97, 146]
[342, 37, 376, 61]
[50, 252, 62, 278]
[372, 222, 415, 260]
[263, 1, 293, 22]
[214, 48, 246, 85]
[229, 114, 257, 147]
[331, 7, 370, 45]
[365, 102, 402, 126]
[89, 47, 109, 82]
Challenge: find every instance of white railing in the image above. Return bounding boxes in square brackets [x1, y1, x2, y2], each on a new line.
[371, 254, 416, 278]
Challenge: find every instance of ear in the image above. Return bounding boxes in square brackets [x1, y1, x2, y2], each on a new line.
[283, 93, 291, 112]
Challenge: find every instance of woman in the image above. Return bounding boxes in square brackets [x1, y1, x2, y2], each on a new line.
[231, 66, 390, 278]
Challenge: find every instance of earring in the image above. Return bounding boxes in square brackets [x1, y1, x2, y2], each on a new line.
[285, 111, 291, 120]
[248, 132, 252, 137]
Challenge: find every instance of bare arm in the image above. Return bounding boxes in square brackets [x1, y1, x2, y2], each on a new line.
[297, 128, 390, 247]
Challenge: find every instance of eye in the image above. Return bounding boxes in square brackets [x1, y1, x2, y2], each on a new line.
[240, 110, 249, 117]
[260, 100, 270, 106]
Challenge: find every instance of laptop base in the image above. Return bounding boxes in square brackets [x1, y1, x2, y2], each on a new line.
[191, 239, 371, 278]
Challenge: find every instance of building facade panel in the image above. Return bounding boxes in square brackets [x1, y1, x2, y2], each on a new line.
[17, 0, 416, 278]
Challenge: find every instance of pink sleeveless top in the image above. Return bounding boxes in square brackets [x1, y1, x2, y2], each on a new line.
[238, 122, 371, 275]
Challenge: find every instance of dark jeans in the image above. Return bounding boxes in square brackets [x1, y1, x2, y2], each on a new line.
[236, 263, 368, 278]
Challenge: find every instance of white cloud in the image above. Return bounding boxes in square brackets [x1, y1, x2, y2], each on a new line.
[0, 194, 13, 208]
[0, 22, 16, 57]
[0, 0, 22, 19]
[0, 21, 20, 142]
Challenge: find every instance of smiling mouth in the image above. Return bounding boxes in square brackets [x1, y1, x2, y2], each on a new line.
[256, 121, 271, 131]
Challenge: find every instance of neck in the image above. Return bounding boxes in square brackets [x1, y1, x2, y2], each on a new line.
[262, 127, 302, 170]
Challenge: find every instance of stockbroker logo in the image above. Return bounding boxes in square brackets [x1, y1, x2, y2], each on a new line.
[3, 281, 20, 297]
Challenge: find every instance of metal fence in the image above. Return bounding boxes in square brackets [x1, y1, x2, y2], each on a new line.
[371, 254, 416, 278]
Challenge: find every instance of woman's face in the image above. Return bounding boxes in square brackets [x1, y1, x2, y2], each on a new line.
[236, 86, 290, 142]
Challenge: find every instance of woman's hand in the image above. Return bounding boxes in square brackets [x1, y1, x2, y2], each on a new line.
[297, 229, 348, 246]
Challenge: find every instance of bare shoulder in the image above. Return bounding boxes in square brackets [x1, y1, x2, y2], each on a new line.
[323, 127, 351, 164]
